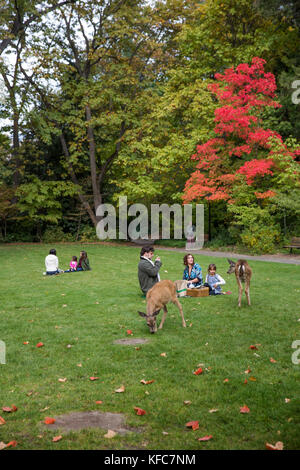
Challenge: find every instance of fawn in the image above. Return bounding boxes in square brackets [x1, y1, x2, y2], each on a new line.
[227, 259, 252, 307]
[138, 280, 186, 333]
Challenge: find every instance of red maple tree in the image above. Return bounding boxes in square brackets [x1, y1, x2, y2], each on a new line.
[183, 57, 299, 204]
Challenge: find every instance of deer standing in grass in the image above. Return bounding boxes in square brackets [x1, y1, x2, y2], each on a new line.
[138, 280, 186, 333]
[227, 259, 252, 307]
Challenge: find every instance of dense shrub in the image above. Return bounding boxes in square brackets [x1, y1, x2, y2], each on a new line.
[79, 225, 99, 242]
[42, 226, 75, 243]
[239, 224, 281, 254]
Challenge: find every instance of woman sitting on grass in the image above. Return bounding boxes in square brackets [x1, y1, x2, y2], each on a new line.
[76, 251, 91, 271]
[183, 254, 203, 288]
[44, 248, 63, 275]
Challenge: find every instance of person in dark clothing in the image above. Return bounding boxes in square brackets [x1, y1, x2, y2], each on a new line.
[77, 251, 91, 271]
[138, 246, 162, 296]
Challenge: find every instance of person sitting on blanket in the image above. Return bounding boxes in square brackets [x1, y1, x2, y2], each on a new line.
[183, 254, 203, 288]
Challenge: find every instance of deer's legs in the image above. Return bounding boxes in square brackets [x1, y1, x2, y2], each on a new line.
[245, 285, 251, 306]
[237, 279, 243, 307]
[158, 306, 168, 329]
[173, 298, 186, 327]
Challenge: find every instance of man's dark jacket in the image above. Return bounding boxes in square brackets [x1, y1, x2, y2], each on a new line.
[138, 257, 162, 296]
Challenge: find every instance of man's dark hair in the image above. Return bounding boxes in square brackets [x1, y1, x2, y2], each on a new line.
[49, 249, 56, 255]
[140, 246, 154, 257]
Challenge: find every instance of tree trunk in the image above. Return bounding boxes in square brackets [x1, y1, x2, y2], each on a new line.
[12, 113, 21, 188]
[59, 133, 98, 227]
[85, 105, 102, 212]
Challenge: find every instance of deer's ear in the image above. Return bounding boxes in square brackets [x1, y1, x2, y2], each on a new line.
[153, 309, 160, 316]
[138, 311, 147, 318]
[227, 258, 235, 265]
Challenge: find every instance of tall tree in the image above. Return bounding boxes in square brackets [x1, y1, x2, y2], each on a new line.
[0, 0, 76, 55]
[183, 58, 300, 248]
[114, 0, 299, 206]
[22, 0, 187, 225]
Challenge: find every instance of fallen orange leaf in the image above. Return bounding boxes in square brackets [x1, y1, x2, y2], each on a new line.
[134, 407, 146, 416]
[2, 406, 17, 413]
[240, 405, 250, 414]
[249, 345, 258, 350]
[198, 435, 213, 441]
[244, 368, 251, 374]
[223, 378, 229, 383]
[89, 377, 99, 381]
[140, 379, 155, 385]
[95, 401, 103, 404]
[115, 385, 125, 393]
[5, 441, 17, 448]
[126, 330, 133, 335]
[36, 342, 44, 348]
[193, 368, 203, 375]
[0, 416, 6, 425]
[265, 441, 283, 450]
[186, 420, 199, 431]
[23, 341, 29, 345]
[52, 435, 62, 442]
[270, 357, 277, 363]
[44, 417, 56, 425]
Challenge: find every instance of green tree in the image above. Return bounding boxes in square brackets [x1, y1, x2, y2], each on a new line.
[114, 0, 299, 208]
[0, 0, 76, 55]
[21, 0, 188, 225]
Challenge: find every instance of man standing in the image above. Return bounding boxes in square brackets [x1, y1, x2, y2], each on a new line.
[138, 246, 162, 296]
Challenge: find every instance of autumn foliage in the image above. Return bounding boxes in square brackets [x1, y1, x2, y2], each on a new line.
[183, 57, 299, 205]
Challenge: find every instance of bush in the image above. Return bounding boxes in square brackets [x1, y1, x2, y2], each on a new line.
[205, 227, 236, 249]
[239, 224, 281, 254]
[1, 232, 35, 243]
[42, 226, 75, 243]
[79, 225, 99, 242]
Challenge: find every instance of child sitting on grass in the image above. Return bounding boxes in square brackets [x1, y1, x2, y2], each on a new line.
[203, 263, 227, 295]
[69, 256, 78, 271]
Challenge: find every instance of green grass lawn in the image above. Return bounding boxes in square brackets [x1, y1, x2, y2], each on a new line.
[0, 243, 299, 450]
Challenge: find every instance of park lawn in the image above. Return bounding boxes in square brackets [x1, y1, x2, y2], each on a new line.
[0, 243, 299, 450]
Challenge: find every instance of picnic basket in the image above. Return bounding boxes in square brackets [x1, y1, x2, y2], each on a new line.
[186, 287, 209, 297]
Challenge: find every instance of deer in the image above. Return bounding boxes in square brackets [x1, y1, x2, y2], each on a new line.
[227, 259, 252, 307]
[138, 280, 186, 334]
